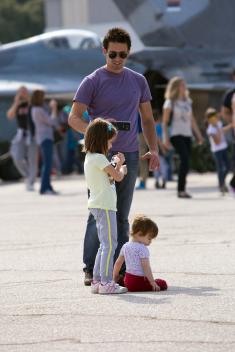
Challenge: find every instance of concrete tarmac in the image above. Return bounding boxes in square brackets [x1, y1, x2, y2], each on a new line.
[0, 173, 235, 352]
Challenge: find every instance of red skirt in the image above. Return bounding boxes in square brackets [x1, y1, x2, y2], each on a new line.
[124, 272, 168, 292]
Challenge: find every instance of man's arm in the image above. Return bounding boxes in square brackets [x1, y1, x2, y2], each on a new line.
[68, 101, 89, 133]
[139, 101, 160, 170]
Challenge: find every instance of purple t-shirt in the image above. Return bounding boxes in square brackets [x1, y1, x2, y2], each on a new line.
[73, 66, 152, 152]
[120, 241, 150, 276]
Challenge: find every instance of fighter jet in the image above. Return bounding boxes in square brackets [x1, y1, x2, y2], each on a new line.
[0, 28, 146, 98]
[113, 0, 235, 93]
[0, 29, 106, 98]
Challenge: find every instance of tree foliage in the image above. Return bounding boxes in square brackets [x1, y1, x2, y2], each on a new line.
[0, 0, 44, 44]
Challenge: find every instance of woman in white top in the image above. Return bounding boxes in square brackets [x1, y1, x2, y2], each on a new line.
[7, 86, 38, 191]
[162, 77, 203, 198]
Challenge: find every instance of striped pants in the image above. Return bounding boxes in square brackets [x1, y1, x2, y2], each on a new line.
[90, 208, 117, 284]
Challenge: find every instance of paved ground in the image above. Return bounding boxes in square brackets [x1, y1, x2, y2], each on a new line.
[0, 173, 235, 352]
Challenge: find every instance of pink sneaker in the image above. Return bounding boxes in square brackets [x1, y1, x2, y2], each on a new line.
[98, 281, 128, 294]
[91, 281, 100, 294]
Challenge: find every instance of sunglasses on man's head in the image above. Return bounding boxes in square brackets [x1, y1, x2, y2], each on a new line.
[108, 51, 128, 59]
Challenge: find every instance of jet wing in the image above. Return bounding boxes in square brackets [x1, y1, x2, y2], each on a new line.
[0, 81, 45, 97]
[0, 76, 82, 98]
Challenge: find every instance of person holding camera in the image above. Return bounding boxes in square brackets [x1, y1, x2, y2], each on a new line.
[68, 27, 159, 286]
[7, 86, 37, 191]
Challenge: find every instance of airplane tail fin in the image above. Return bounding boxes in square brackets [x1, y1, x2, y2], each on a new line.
[113, 0, 235, 49]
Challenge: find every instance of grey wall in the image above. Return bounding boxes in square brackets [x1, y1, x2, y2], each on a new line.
[87, 0, 123, 23]
[44, 0, 63, 29]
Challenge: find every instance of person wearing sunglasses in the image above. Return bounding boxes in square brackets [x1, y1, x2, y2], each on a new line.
[68, 27, 160, 287]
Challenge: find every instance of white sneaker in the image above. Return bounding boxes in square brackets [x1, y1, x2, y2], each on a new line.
[98, 281, 128, 294]
[91, 281, 100, 294]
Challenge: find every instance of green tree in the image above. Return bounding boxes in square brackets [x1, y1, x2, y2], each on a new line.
[0, 0, 44, 44]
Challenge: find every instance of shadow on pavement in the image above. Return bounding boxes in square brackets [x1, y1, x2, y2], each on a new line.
[117, 294, 170, 304]
[166, 285, 219, 296]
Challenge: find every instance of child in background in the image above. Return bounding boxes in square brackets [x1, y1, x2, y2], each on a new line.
[83, 118, 127, 294]
[113, 215, 167, 292]
[205, 107, 234, 194]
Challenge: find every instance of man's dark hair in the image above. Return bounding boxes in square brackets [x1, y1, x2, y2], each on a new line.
[103, 27, 131, 50]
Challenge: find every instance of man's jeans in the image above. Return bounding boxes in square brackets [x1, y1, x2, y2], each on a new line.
[83, 151, 139, 274]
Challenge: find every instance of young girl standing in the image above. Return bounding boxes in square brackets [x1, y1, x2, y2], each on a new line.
[83, 118, 127, 294]
[113, 215, 167, 292]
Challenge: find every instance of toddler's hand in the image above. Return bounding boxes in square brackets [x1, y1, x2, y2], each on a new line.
[151, 281, 160, 292]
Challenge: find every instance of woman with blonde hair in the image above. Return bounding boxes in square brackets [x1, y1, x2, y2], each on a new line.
[162, 77, 203, 198]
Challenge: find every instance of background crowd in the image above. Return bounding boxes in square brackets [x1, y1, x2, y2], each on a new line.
[6, 75, 235, 198]
[6, 86, 85, 194]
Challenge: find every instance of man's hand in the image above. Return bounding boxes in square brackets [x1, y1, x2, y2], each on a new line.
[140, 150, 160, 171]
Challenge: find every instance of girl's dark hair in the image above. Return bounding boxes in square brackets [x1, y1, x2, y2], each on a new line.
[83, 118, 117, 155]
[103, 27, 131, 50]
[131, 215, 159, 239]
[31, 90, 45, 106]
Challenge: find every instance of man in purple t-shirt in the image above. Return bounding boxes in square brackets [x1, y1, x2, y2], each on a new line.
[68, 27, 159, 285]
